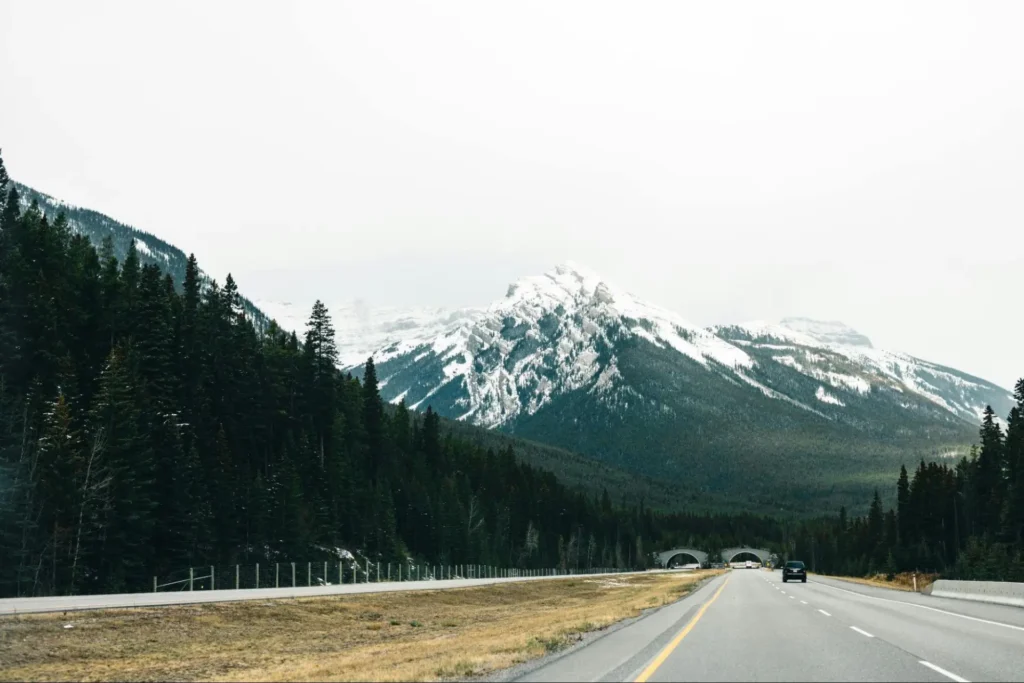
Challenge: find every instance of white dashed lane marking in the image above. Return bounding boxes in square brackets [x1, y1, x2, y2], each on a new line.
[919, 661, 969, 682]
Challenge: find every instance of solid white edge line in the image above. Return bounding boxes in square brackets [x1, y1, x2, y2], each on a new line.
[810, 580, 1024, 633]
[818, 609, 831, 616]
[850, 626, 874, 638]
[919, 661, 970, 682]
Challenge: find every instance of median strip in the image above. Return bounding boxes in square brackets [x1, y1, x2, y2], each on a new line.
[0, 571, 717, 682]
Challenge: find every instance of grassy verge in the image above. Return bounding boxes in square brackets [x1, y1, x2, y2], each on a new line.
[814, 571, 938, 593]
[0, 571, 720, 682]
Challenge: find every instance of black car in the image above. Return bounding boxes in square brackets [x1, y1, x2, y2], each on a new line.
[781, 560, 806, 583]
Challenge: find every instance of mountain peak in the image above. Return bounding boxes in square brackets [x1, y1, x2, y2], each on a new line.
[502, 260, 607, 306]
[778, 317, 873, 348]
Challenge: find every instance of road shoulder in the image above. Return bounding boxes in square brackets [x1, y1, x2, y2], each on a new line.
[489, 572, 727, 682]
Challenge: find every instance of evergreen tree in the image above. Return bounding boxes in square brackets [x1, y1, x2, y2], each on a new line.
[975, 405, 1005, 536]
[896, 464, 911, 546]
[1003, 381, 1024, 543]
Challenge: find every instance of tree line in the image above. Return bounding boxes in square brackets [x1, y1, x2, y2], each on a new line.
[787, 393, 1024, 580]
[0, 151, 783, 597]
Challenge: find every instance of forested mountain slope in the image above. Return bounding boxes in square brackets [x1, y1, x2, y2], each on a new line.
[14, 182, 271, 331]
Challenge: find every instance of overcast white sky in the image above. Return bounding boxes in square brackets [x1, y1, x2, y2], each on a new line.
[2, 1, 1022, 389]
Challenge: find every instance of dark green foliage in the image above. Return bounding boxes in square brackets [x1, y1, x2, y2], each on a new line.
[783, 392, 1024, 579]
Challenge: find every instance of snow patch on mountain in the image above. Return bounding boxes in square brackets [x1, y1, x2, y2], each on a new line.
[816, 386, 846, 406]
[735, 370, 830, 418]
[780, 317, 874, 348]
[717, 318, 1006, 422]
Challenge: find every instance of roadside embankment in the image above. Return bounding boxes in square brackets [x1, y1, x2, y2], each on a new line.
[811, 572, 938, 593]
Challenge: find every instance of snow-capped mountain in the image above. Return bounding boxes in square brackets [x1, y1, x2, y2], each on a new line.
[714, 319, 1007, 426]
[342, 261, 1010, 429]
[324, 261, 1011, 504]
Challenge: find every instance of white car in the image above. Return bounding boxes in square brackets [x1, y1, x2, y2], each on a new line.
[745, 560, 753, 569]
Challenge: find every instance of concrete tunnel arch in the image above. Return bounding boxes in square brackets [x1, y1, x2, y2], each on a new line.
[655, 548, 709, 567]
[720, 547, 771, 564]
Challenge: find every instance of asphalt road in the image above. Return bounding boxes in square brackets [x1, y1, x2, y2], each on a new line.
[0, 569, 661, 616]
[515, 568, 1024, 682]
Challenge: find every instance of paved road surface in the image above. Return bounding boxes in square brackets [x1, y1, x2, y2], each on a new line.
[0, 569, 659, 616]
[516, 568, 1024, 682]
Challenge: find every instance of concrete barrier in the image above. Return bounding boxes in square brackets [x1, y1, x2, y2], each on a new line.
[925, 579, 1024, 608]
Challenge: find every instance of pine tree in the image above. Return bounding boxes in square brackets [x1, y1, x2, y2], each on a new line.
[362, 357, 386, 478]
[304, 301, 338, 469]
[975, 405, 1005, 537]
[1003, 380, 1024, 543]
[896, 464, 911, 547]
[118, 241, 142, 340]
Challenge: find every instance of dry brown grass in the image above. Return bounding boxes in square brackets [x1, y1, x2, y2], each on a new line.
[0, 571, 719, 682]
[816, 571, 939, 593]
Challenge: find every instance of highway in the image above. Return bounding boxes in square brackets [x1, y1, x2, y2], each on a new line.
[512, 568, 1024, 682]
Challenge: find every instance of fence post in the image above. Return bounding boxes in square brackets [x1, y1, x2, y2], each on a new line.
[291, 562, 296, 588]
[256, 563, 259, 589]
[399, 564, 402, 582]
[236, 565, 239, 590]
[388, 563, 391, 581]
[211, 566, 215, 590]
[377, 562, 380, 582]
[307, 562, 311, 587]
[276, 563, 279, 588]
[190, 567, 194, 591]
[153, 576, 157, 593]
[324, 561, 327, 585]
[366, 559, 370, 584]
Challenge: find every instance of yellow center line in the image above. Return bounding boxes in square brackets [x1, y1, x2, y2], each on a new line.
[634, 575, 730, 682]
